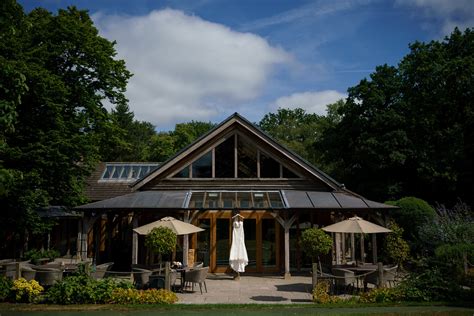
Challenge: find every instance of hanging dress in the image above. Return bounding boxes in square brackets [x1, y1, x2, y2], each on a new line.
[229, 220, 249, 273]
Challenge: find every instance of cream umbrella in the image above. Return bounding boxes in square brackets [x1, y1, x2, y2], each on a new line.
[133, 216, 204, 236]
[322, 216, 391, 234]
[322, 216, 391, 264]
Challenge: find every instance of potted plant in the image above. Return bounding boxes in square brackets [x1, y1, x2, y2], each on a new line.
[300, 228, 333, 287]
[145, 227, 177, 263]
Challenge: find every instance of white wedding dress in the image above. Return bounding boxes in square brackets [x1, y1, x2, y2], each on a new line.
[229, 221, 248, 273]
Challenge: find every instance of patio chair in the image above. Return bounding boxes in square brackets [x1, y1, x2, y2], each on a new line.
[184, 266, 208, 294]
[132, 267, 152, 289]
[91, 262, 114, 279]
[34, 267, 63, 287]
[364, 265, 398, 289]
[332, 268, 356, 293]
[192, 262, 203, 269]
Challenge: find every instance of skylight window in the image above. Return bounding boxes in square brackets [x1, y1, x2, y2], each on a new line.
[100, 163, 159, 182]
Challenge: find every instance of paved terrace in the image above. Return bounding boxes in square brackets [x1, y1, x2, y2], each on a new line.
[175, 274, 314, 304]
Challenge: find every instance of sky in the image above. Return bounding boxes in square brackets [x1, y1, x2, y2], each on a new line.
[19, 0, 474, 131]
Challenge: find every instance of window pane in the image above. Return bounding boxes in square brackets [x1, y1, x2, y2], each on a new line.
[216, 219, 230, 267]
[189, 192, 205, 208]
[215, 137, 235, 178]
[237, 192, 251, 208]
[102, 165, 114, 179]
[268, 192, 284, 208]
[192, 151, 212, 178]
[260, 153, 280, 178]
[244, 219, 257, 268]
[253, 192, 268, 208]
[120, 166, 131, 179]
[222, 192, 236, 208]
[197, 219, 210, 267]
[173, 166, 189, 178]
[111, 166, 122, 179]
[206, 192, 219, 208]
[282, 166, 298, 178]
[237, 136, 257, 178]
[262, 218, 276, 267]
[130, 166, 140, 179]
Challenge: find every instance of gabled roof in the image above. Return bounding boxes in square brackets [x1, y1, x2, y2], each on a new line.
[132, 112, 345, 191]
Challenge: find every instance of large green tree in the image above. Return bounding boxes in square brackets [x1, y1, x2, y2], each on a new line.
[259, 107, 335, 167]
[0, 1, 131, 256]
[319, 28, 474, 205]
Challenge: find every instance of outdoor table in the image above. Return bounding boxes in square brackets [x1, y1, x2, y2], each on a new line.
[173, 267, 188, 292]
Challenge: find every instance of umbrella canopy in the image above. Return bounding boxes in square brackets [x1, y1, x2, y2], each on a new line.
[322, 216, 391, 234]
[133, 216, 204, 236]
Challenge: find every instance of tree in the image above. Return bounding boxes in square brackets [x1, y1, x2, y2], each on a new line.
[147, 121, 215, 162]
[300, 228, 332, 287]
[383, 221, 410, 269]
[0, 2, 131, 256]
[259, 108, 331, 166]
[386, 197, 436, 253]
[319, 28, 474, 205]
[144, 227, 177, 261]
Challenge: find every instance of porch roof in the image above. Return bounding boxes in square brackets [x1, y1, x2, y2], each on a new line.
[75, 190, 396, 211]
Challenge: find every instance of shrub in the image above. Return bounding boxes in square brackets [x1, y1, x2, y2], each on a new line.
[0, 276, 12, 302]
[46, 275, 133, 304]
[383, 221, 410, 268]
[24, 249, 60, 265]
[11, 278, 44, 303]
[300, 228, 332, 262]
[110, 288, 178, 304]
[386, 197, 435, 248]
[145, 227, 177, 260]
[359, 287, 401, 303]
[312, 281, 341, 304]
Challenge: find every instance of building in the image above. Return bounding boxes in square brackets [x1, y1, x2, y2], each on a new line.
[77, 113, 394, 274]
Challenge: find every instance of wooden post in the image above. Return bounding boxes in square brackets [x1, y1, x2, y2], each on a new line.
[351, 233, 356, 262]
[377, 262, 384, 288]
[183, 211, 190, 267]
[341, 233, 346, 264]
[15, 262, 20, 280]
[132, 215, 138, 265]
[165, 261, 171, 291]
[312, 262, 318, 288]
[360, 234, 365, 263]
[271, 212, 296, 279]
[372, 234, 377, 264]
[335, 233, 341, 264]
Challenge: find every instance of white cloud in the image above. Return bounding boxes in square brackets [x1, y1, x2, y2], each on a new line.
[93, 9, 290, 129]
[271, 90, 347, 115]
[395, 0, 474, 35]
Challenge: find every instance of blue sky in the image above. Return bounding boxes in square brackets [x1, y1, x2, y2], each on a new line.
[19, 0, 474, 130]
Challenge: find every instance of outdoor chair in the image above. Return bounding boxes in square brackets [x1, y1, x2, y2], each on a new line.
[184, 266, 208, 294]
[91, 262, 114, 279]
[132, 267, 152, 289]
[34, 267, 63, 286]
[364, 265, 398, 289]
[332, 268, 357, 293]
[192, 262, 203, 269]
[21, 266, 36, 281]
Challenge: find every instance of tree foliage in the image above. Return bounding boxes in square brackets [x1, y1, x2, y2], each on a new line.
[383, 221, 410, 268]
[319, 28, 474, 205]
[0, 1, 131, 255]
[144, 227, 177, 258]
[259, 107, 338, 167]
[300, 228, 333, 262]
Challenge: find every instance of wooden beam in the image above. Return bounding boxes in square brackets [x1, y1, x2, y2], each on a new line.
[132, 215, 138, 265]
[271, 212, 296, 279]
[372, 234, 377, 264]
[183, 211, 190, 267]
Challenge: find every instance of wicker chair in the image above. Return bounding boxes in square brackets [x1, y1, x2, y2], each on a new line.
[184, 267, 208, 294]
[364, 265, 398, 288]
[91, 262, 114, 279]
[132, 267, 152, 289]
[34, 267, 63, 286]
[332, 268, 356, 293]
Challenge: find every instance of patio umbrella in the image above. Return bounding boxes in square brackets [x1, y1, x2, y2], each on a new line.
[322, 216, 391, 264]
[229, 215, 248, 276]
[322, 216, 391, 234]
[133, 216, 204, 236]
